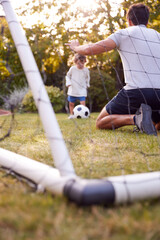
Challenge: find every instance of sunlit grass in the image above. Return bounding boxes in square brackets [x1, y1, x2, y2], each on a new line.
[0, 113, 160, 240]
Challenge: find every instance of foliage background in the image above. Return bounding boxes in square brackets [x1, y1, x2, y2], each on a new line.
[22, 86, 64, 112]
[1, 0, 159, 112]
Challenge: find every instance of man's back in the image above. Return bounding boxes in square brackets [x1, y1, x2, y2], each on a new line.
[108, 25, 160, 89]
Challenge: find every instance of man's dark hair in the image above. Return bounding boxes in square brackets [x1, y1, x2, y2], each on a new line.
[126, 3, 150, 26]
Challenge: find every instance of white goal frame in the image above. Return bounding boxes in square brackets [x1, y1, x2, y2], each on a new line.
[0, 0, 160, 206]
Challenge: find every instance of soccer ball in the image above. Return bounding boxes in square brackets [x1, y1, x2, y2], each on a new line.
[73, 105, 90, 119]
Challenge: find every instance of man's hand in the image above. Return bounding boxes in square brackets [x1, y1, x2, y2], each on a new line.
[65, 40, 80, 51]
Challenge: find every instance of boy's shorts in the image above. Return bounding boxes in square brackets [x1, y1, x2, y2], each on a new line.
[68, 96, 86, 103]
[106, 88, 160, 123]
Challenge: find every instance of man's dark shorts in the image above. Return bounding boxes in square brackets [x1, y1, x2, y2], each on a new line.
[106, 88, 160, 123]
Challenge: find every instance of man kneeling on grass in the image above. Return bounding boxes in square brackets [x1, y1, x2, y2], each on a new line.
[67, 3, 160, 136]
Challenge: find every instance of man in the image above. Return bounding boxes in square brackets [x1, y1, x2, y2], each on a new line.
[67, 3, 160, 135]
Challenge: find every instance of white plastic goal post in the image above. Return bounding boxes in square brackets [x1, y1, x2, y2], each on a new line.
[0, 0, 75, 177]
[0, 0, 160, 206]
[1, 147, 160, 206]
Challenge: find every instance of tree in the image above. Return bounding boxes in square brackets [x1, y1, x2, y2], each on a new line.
[1, 0, 160, 111]
[0, 16, 27, 102]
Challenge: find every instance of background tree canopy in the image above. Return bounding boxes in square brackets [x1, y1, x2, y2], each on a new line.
[0, 0, 160, 111]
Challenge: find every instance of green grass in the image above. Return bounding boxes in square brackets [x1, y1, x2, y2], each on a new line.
[0, 113, 160, 240]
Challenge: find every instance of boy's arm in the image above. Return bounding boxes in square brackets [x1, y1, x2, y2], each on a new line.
[86, 69, 90, 88]
[66, 76, 71, 87]
[66, 68, 72, 87]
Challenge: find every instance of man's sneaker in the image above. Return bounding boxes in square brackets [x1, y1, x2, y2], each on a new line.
[134, 103, 157, 136]
[68, 114, 75, 119]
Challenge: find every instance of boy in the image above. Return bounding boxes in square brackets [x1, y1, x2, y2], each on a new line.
[66, 53, 90, 119]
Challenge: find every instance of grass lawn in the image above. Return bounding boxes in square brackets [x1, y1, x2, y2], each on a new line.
[0, 113, 160, 240]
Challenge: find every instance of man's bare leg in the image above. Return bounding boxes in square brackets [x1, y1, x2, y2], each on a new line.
[96, 106, 134, 129]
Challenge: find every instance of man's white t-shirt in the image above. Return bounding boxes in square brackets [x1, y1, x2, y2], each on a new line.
[108, 25, 160, 90]
[66, 66, 90, 97]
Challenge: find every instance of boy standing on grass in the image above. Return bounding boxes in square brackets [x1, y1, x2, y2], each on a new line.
[66, 53, 90, 119]
[66, 3, 160, 135]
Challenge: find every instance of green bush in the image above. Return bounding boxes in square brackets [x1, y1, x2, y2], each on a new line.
[22, 86, 64, 113]
[87, 69, 117, 112]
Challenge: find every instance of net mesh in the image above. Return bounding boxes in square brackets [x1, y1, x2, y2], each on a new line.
[0, 0, 160, 200]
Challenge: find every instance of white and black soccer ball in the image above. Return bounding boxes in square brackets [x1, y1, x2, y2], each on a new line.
[73, 105, 90, 119]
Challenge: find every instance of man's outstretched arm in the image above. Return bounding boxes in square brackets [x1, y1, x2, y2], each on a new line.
[66, 39, 116, 56]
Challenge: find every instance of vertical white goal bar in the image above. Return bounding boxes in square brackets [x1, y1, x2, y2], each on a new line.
[0, 0, 76, 176]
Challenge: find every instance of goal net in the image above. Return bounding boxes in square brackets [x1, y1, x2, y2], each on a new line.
[0, 0, 160, 206]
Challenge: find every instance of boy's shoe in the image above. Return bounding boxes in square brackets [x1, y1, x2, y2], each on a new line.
[134, 103, 157, 136]
[68, 114, 75, 119]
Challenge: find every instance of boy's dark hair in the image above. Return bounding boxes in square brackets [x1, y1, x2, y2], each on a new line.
[74, 54, 86, 63]
[126, 3, 150, 26]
